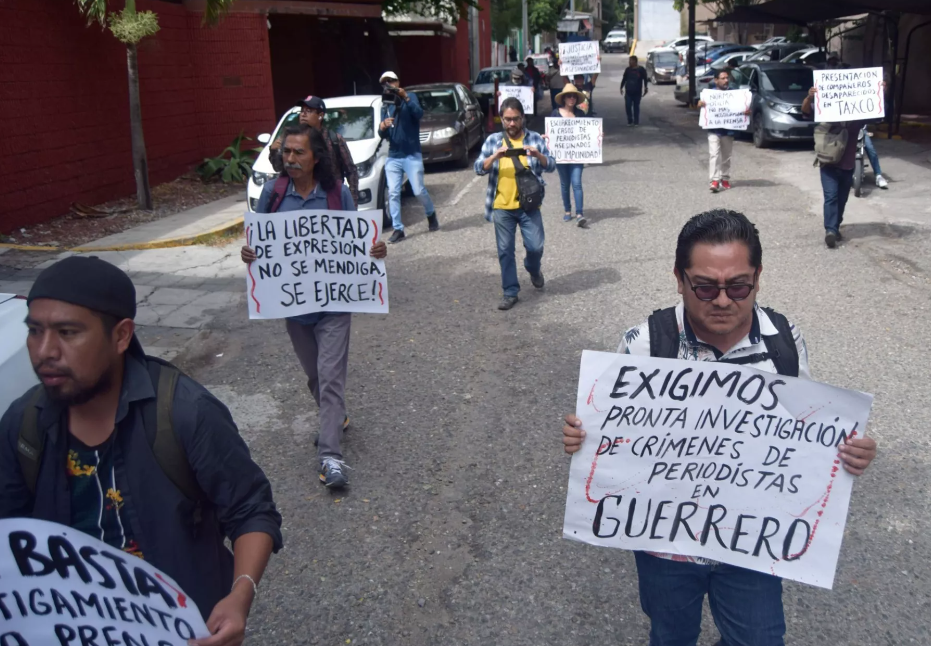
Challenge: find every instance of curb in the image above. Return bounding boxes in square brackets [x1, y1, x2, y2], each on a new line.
[0, 216, 244, 254]
[630, 39, 638, 56]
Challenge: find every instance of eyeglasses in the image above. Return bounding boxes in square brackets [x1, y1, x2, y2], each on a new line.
[683, 272, 756, 302]
[501, 116, 523, 124]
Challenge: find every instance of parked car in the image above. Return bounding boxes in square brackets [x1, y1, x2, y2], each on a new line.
[472, 65, 517, 114]
[603, 29, 628, 53]
[0, 294, 37, 416]
[645, 49, 681, 84]
[651, 35, 713, 53]
[781, 47, 833, 67]
[755, 36, 788, 49]
[408, 83, 485, 167]
[731, 62, 815, 147]
[247, 95, 402, 228]
[694, 51, 754, 88]
[698, 44, 757, 66]
[746, 42, 810, 62]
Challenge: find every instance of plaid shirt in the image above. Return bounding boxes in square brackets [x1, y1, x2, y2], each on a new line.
[474, 129, 556, 221]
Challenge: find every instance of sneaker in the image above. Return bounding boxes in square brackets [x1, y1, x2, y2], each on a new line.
[314, 416, 349, 447]
[563, 213, 573, 222]
[427, 213, 440, 231]
[836, 229, 844, 241]
[875, 174, 888, 189]
[530, 271, 545, 289]
[721, 180, 732, 190]
[388, 230, 406, 244]
[575, 215, 588, 228]
[497, 295, 519, 310]
[627, 123, 634, 127]
[824, 229, 837, 249]
[319, 457, 350, 488]
[710, 181, 720, 193]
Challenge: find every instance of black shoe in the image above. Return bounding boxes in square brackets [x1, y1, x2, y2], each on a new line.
[824, 229, 837, 249]
[427, 213, 440, 232]
[497, 295, 519, 310]
[388, 230, 406, 244]
[575, 215, 588, 228]
[836, 229, 844, 241]
[319, 458, 349, 488]
[530, 271, 545, 289]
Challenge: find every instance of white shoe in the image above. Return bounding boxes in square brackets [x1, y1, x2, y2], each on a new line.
[875, 174, 888, 189]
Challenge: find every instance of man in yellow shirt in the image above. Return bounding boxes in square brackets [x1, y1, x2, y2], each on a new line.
[474, 97, 556, 310]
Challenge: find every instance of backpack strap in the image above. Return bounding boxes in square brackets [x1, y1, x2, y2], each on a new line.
[268, 175, 291, 213]
[16, 386, 46, 496]
[647, 307, 680, 359]
[326, 186, 343, 210]
[328, 130, 347, 182]
[760, 307, 799, 378]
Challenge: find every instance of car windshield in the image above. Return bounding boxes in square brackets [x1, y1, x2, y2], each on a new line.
[322, 107, 375, 141]
[414, 90, 459, 113]
[608, 31, 625, 38]
[761, 68, 813, 92]
[476, 69, 512, 84]
[655, 53, 679, 67]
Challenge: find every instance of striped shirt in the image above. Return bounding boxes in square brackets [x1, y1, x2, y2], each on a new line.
[474, 129, 556, 221]
[618, 302, 811, 564]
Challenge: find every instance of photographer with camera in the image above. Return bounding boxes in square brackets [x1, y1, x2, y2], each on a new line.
[378, 71, 439, 244]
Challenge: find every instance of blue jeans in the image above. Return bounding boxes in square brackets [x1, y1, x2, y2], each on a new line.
[625, 93, 642, 124]
[634, 552, 785, 646]
[385, 153, 435, 232]
[556, 163, 584, 214]
[863, 133, 882, 175]
[493, 208, 545, 297]
[820, 165, 854, 234]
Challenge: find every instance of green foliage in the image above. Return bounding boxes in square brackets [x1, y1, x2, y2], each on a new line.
[672, 0, 755, 15]
[383, 0, 479, 25]
[108, 8, 160, 44]
[196, 132, 263, 184]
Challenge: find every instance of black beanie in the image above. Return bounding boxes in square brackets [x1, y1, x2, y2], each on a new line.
[27, 256, 137, 320]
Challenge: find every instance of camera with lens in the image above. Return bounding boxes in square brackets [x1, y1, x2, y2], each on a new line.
[381, 84, 402, 107]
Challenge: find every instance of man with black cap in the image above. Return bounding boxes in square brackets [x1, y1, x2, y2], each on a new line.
[271, 95, 360, 207]
[0, 256, 283, 645]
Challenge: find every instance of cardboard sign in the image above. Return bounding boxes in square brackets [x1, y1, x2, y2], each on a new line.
[0, 518, 209, 645]
[558, 41, 601, 76]
[813, 67, 885, 122]
[244, 209, 388, 319]
[563, 351, 874, 589]
[498, 85, 535, 115]
[545, 117, 603, 163]
[699, 88, 752, 130]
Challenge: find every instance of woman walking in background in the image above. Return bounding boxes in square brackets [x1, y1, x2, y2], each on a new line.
[551, 84, 588, 228]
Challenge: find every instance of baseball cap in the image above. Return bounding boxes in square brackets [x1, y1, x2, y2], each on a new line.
[297, 95, 326, 112]
[380, 71, 399, 83]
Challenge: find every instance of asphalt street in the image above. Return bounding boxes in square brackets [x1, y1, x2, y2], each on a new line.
[4, 53, 929, 645]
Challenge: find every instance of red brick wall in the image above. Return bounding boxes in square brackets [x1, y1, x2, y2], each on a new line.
[0, 0, 275, 232]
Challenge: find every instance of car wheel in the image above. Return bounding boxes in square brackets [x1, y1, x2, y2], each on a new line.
[457, 136, 471, 168]
[752, 113, 770, 149]
[377, 172, 391, 231]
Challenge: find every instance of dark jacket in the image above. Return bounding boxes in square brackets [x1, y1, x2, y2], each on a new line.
[379, 92, 425, 158]
[550, 107, 587, 118]
[621, 66, 648, 96]
[0, 348, 284, 620]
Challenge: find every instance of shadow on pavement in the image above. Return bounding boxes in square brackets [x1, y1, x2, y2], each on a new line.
[583, 206, 644, 224]
[440, 214, 487, 233]
[536, 267, 622, 296]
[733, 179, 781, 188]
[840, 221, 918, 240]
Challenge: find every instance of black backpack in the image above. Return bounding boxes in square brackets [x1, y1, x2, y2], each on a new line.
[504, 137, 545, 212]
[17, 357, 207, 519]
[646, 306, 799, 377]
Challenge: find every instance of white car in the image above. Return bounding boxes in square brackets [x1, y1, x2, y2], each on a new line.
[603, 30, 628, 53]
[650, 35, 713, 54]
[0, 294, 38, 415]
[247, 95, 399, 227]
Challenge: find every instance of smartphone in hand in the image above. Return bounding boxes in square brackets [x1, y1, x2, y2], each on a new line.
[505, 147, 526, 158]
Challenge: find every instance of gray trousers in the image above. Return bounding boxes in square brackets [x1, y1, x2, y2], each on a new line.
[285, 314, 351, 462]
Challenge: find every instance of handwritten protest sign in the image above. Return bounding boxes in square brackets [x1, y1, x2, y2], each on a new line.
[558, 41, 600, 76]
[545, 117, 603, 163]
[699, 89, 752, 130]
[498, 85, 535, 115]
[813, 67, 885, 122]
[563, 351, 874, 589]
[244, 209, 388, 319]
[0, 518, 209, 645]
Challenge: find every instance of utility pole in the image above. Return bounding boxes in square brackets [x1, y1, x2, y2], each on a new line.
[687, 0, 696, 108]
[522, 0, 529, 55]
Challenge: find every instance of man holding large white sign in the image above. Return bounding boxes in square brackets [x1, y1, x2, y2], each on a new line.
[558, 41, 600, 77]
[562, 209, 877, 645]
[697, 71, 752, 193]
[243, 123, 389, 488]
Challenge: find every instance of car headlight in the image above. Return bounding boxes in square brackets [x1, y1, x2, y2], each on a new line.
[251, 170, 278, 186]
[767, 101, 793, 114]
[432, 127, 458, 141]
[356, 155, 376, 179]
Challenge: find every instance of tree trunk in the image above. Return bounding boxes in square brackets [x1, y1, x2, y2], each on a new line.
[126, 43, 152, 210]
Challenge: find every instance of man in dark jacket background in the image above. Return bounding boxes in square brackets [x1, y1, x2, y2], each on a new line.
[0, 255, 283, 645]
[378, 70, 439, 244]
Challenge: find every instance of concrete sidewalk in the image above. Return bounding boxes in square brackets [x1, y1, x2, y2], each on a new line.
[73, 194, 247, 252]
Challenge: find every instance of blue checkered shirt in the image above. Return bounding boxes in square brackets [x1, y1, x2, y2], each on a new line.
[474, 129, 556, 221]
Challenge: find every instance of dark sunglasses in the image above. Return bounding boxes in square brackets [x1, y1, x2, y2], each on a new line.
[684, 272, 756, 302]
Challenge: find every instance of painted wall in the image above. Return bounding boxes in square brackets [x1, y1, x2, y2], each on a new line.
[637, 0, 681, 41]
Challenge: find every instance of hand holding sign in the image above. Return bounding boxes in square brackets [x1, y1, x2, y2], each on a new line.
[699, 89, 752, 130]
[558, 42, 601, 77]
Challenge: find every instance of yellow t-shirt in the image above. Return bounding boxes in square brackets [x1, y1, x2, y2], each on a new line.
[494, 135, 527, 211]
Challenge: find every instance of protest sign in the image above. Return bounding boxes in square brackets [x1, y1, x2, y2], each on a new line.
[244, 209, 388, 319]
[558, 41, 600, 76]
[563, 351, 874, 589]
[699, 89, 752, 130]
[498, 85, 535, 115]
[0, 518, 209, 645]
[545, 117, 603, 164]
[813, 67, 885, 122]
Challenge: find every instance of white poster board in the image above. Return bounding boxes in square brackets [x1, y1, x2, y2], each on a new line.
[498, 85, 535, 115]
[545, 117, 603, 164]
[563, 351, 874, 589]
[813, 67, 885, 123]
[699, 88, 752, 130]
[0, 518, 209, 644]
[244, 209, 388, 319]
[558, 41, 601, 76]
